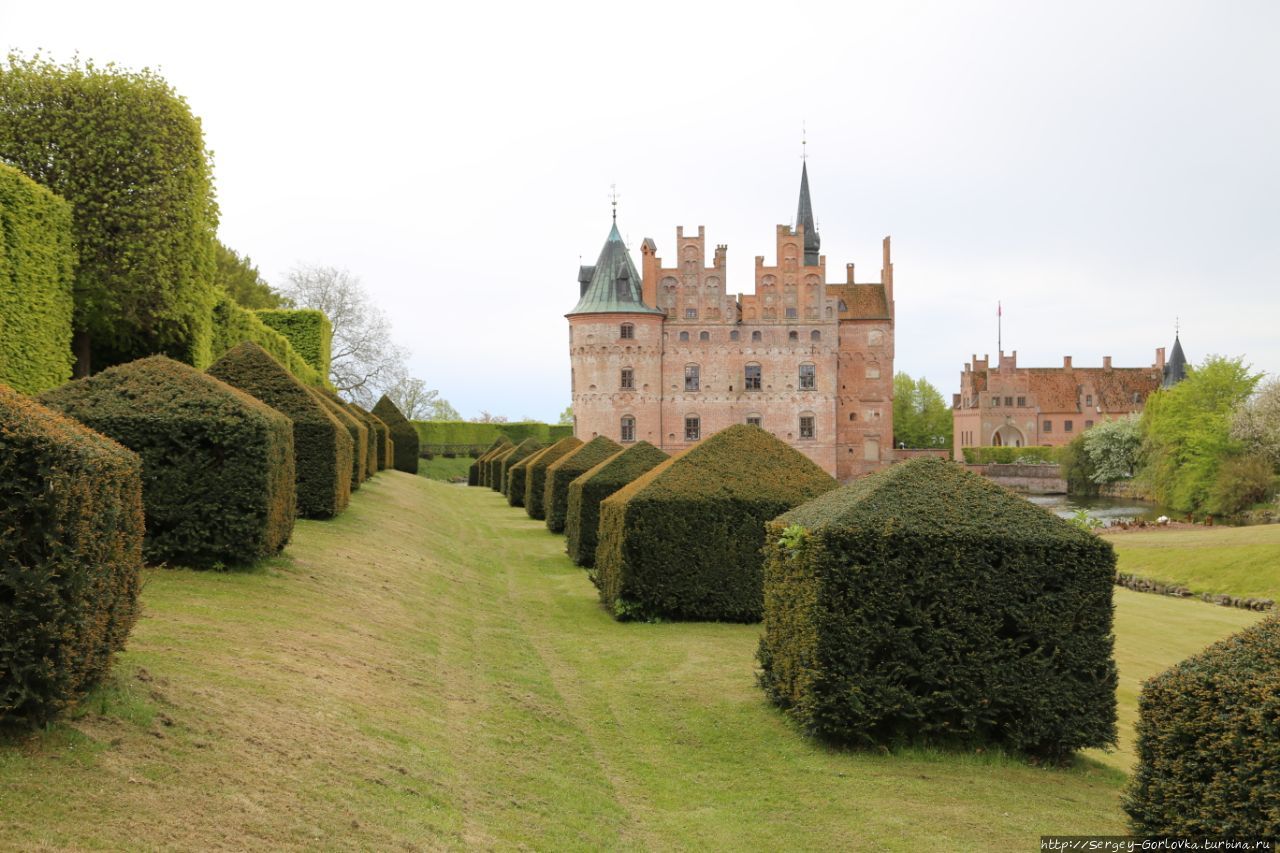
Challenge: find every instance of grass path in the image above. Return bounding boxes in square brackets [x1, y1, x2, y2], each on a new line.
[1108, 523, 1280, 601]
[0, 474, 1264, 850]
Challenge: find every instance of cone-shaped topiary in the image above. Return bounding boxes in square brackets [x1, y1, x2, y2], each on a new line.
[350, 403, 391, 471]
[596, 425, 835, 622]
[500, 438, 544, 496]
[313, 390, 368, 490]
[208, 342, 352, 519]
[372, 395, 419, 473]
[39, 355, 295, 567]
[565, 441, 668, 567]
[524, 436, 583, 520]
[544, 435, 622, 534]
[1, 385, 144, 728]
[758, 456, 1117, 760]
[470, 437, 508, 486]
[1125, 616, 1280, 837]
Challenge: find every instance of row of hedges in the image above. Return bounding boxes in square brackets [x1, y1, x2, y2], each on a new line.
[1, 384, 144, 728]
[565, 442, 668, 567]
[374, 395, 420, 473]
[544, 436, 621, 533]
[469, 437, 508, 486]
[499, 438, 543, 494]
[414, 420, 572, 453]
[255, 309, 332, 378]
[524, 437, 583, 520]
[318, 390, 368, 490]
[0, 164, 76, 394]
[487, 442, 518, 490]
[960, 446, 1065, 465]
[351, 402, 393, 471]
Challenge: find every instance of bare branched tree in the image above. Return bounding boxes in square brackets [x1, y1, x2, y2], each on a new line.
[283, 264, 407, 406]
[383, 375, 460, 421]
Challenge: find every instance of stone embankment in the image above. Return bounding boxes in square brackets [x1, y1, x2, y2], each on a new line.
[1116, 572, 1274, 612]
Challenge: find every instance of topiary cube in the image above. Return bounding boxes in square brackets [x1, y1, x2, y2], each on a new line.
[1, 385, 144, 728]
[489, 444, 518, 491]
[314, 390, 368, 489]
[38, 355, 294, 568]
[524, 436, 583, 520]
[343, 401, 379, 478]
[372, 395, 420, 474]
[544, 435, 622, 534]
[565, 441, 668, 567]
[507, 444, 552, 508]
[469, 437, 508, 487]
[758, 456, 1117, 760]
[351, 403, 391, 471]
[500, 438, 544, 496]
[596, 425, 835, 622]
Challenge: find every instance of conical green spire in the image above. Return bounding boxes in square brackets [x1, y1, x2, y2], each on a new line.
[567, 221, 663, 316]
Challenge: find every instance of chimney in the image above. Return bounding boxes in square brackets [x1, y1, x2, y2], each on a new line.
[846, 263, 855, 284]
[1103, 356, 1112, 370]
[1063, 355, 1073, 370]
[1156, 347, 1166, 372]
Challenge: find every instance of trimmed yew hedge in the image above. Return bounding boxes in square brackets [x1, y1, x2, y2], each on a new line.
[208, 342, 352, 519]
[507, 444, 551, 508]
[315, 390, 368, 489]
[373, 395, 419, 473]
[1125, 616, 1280, 836]
[1, 385, 144, 728]
[469, 437, 508, 486]
[473, 439, 512, 488]
[39, 356, 295, 567]
[0, 164, 75, 395]
[596, 425, 836, 622]
[352, 403, 391, 471]
[544, 435, 622, 534]
[500, 438, 544, 495]
[565, 441, 668, 567]
[488, 445, 518, 491]
[344, 401, 379, 479]
[758, 457, 1117, 760]
[525, 436, 583, 520]
[255, 308, 332, 378]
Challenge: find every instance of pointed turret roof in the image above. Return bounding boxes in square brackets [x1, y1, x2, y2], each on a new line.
[1162, 334, 1188, 388]
[567, 222, 663, 316]
[796, 161, 821, 266]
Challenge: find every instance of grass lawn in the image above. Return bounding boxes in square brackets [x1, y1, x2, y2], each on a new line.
[1108, 523, 1280, 601]
[416, 454, 473, 482]
[0, 475, 1264, 850]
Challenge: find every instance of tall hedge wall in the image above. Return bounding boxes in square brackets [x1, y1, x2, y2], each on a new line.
[758, 457, 1117, 760]
[209, 291, 325, 385]
[374, 395, 420, 474]
[315, 390, 368, 489]
[207, 342, 352, 519]
[0, 164, 75, 394]
[350, 403, 391, 472]
[525, 437, 583, 520]
[595, 425, 836, 622]
[255, 309, 332, 378]
[1125, 617, 1280, 836]
[38, 356, 295, 568]
[1, 385, 144, 728]
[415, 420, 573, 452]
[565, 441, 668, 568]
[544, 436, 622, 534]
[499, 438, 544, 495]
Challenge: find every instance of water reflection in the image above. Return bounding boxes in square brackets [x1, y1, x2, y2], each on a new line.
[1026, 494, 1177, 526]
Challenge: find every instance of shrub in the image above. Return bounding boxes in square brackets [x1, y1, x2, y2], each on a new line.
[314, 390, 368, 490]
[208, 291, 325, 384]
[499, 438, 544, 495]
[350, 403, 391, 471]
[473, 439, 512, 488]
[469, 437, 509, 486]
[525, 437, 583, 520]
[207, 342, 352, 518]
[343, 401, 379, 479]
[1, 385, 144, 728]
[1059, 434, 1100, 497]
[758, 457, 1117, 760]
[255, 309, 332, 377]
[565, 441, 668, 567]
[488, 445, 518, 491]
[1205, 454, 1275, 516]
[373, 395, 420, 474]
[39, 356, 295, 567]
[507, 445, 551, 508]
[596, 425, 836, 622]
[1125, 617, 1280, 837]
[0, 164, 75, 394]
[960, 446, 1063, 465]
[544, 436, 622, 533]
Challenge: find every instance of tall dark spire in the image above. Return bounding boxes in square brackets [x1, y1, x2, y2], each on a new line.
[796, 162, 821, 266]
[1162, 332, 1188, 388]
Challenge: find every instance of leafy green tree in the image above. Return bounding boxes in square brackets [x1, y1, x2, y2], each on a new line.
[892, 372, 952, 449]
[214, 242, 284, 310]
[1083, 415, 1141, 483]
[1139, 356, 1261, 512]
[0, 54, 218, 374]
[558, 405, 574, 425]
[380, 375, 457, 421]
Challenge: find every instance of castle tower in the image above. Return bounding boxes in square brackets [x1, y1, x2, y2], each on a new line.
[1162, 332, 1188, 388]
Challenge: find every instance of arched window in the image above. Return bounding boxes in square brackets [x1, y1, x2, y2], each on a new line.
[620, 323, 634, 340]
[744, 363, 762, 391]
[679, 331, 689, 342]
[751, 330, 762, 342]
[788, 330, 799, 342]
[729, 329, 740, 341]
[620, 415, 636, 443]
[684, 364, 700, 392]
[699, 331, 710, 342]
[810, 329, 821, 342]
[799, 363, 816, 390]
[684, 415, 701, 442]
[799, 412, 816, 440]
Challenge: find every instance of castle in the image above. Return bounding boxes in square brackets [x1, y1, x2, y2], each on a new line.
[951, 334, 1188, 458]
[566, 165, 895, 481]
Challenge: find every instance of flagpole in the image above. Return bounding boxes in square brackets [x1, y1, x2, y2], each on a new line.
[998, 301, 1002, 358]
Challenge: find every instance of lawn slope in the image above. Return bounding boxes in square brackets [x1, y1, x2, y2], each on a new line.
[1109, 523, 1280, 601]
[0, 475, 1263, 850]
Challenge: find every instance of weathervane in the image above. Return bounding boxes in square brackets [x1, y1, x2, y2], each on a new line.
[801, 120, 807, 162]
[609, 183, 620, 222]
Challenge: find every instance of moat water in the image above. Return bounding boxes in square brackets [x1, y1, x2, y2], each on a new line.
[1026, 494, 1180, 526]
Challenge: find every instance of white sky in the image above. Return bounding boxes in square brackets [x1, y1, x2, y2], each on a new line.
[4, 1, 1277, 421]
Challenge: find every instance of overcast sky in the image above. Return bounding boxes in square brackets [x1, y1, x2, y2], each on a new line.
[5, 1, 1277, 421]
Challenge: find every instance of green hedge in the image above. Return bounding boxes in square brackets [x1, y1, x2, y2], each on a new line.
[1125, 616, 1280, 836]
[479, 440, 512, 488]
[351, 403, 391, 472]
[759, 457, 1117, 760]
[374, 395, 420, 474]
[415, 420, 573, 452]
[469, 437, 508, 486]
[255, 309, 332, 378]
[488, 444, 518, 492]
[209, 291, 326, 385]
[315, 390, 368, 489]
[208, 342, 352, 519]
[0, 164, 75, 394]
[344, 401, 379, 480]
[1, 385, 144, 728]
[565, 442, 668, 567]
[960, 446, 1064, 465]
[525, 437, 583, 520]
[500, 438, 544, 495]
[39, 356, 295, 567]
[507, 445, 551, 508]
[544, 436, 622, 534]
[596, 425, 837, 622]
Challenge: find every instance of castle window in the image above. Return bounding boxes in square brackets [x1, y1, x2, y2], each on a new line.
[685, 308, 698, 319]
[785, 307, 798, 319]
[699, 331, 710, 342]
[991, 397, 1000, 407]
[1064, 420, 1073, 432]
[684, 364, 700, 392]
[745, 363, 762, 391]
[746, 414, 762, 428]
[1004, 396, 1013, 407]
[685, 416, 701, 441]
[1085, 420, 1094, 429]
[751, 330, 762, 342]
[620, 416, 636, 443]
[1043, 420, 1053, 433]
[799, 414, 815, 439]
[788, 331, 799, 342]
[730, 329, 740, 341]
[799, 363, 816, 390]
[839, 300, 848, 312]
[811, 330, 821, 342]
[679, 331, 689, 342]
[1133, 392, 1140, 404]
[620, 368, 634, 390]
[620, 323, 634, 340]
[849, 413, 856, 421]
[1017, 396, 1026, 407]
[866, 366, 881, 380]
[1086, 394, 1093, 406]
